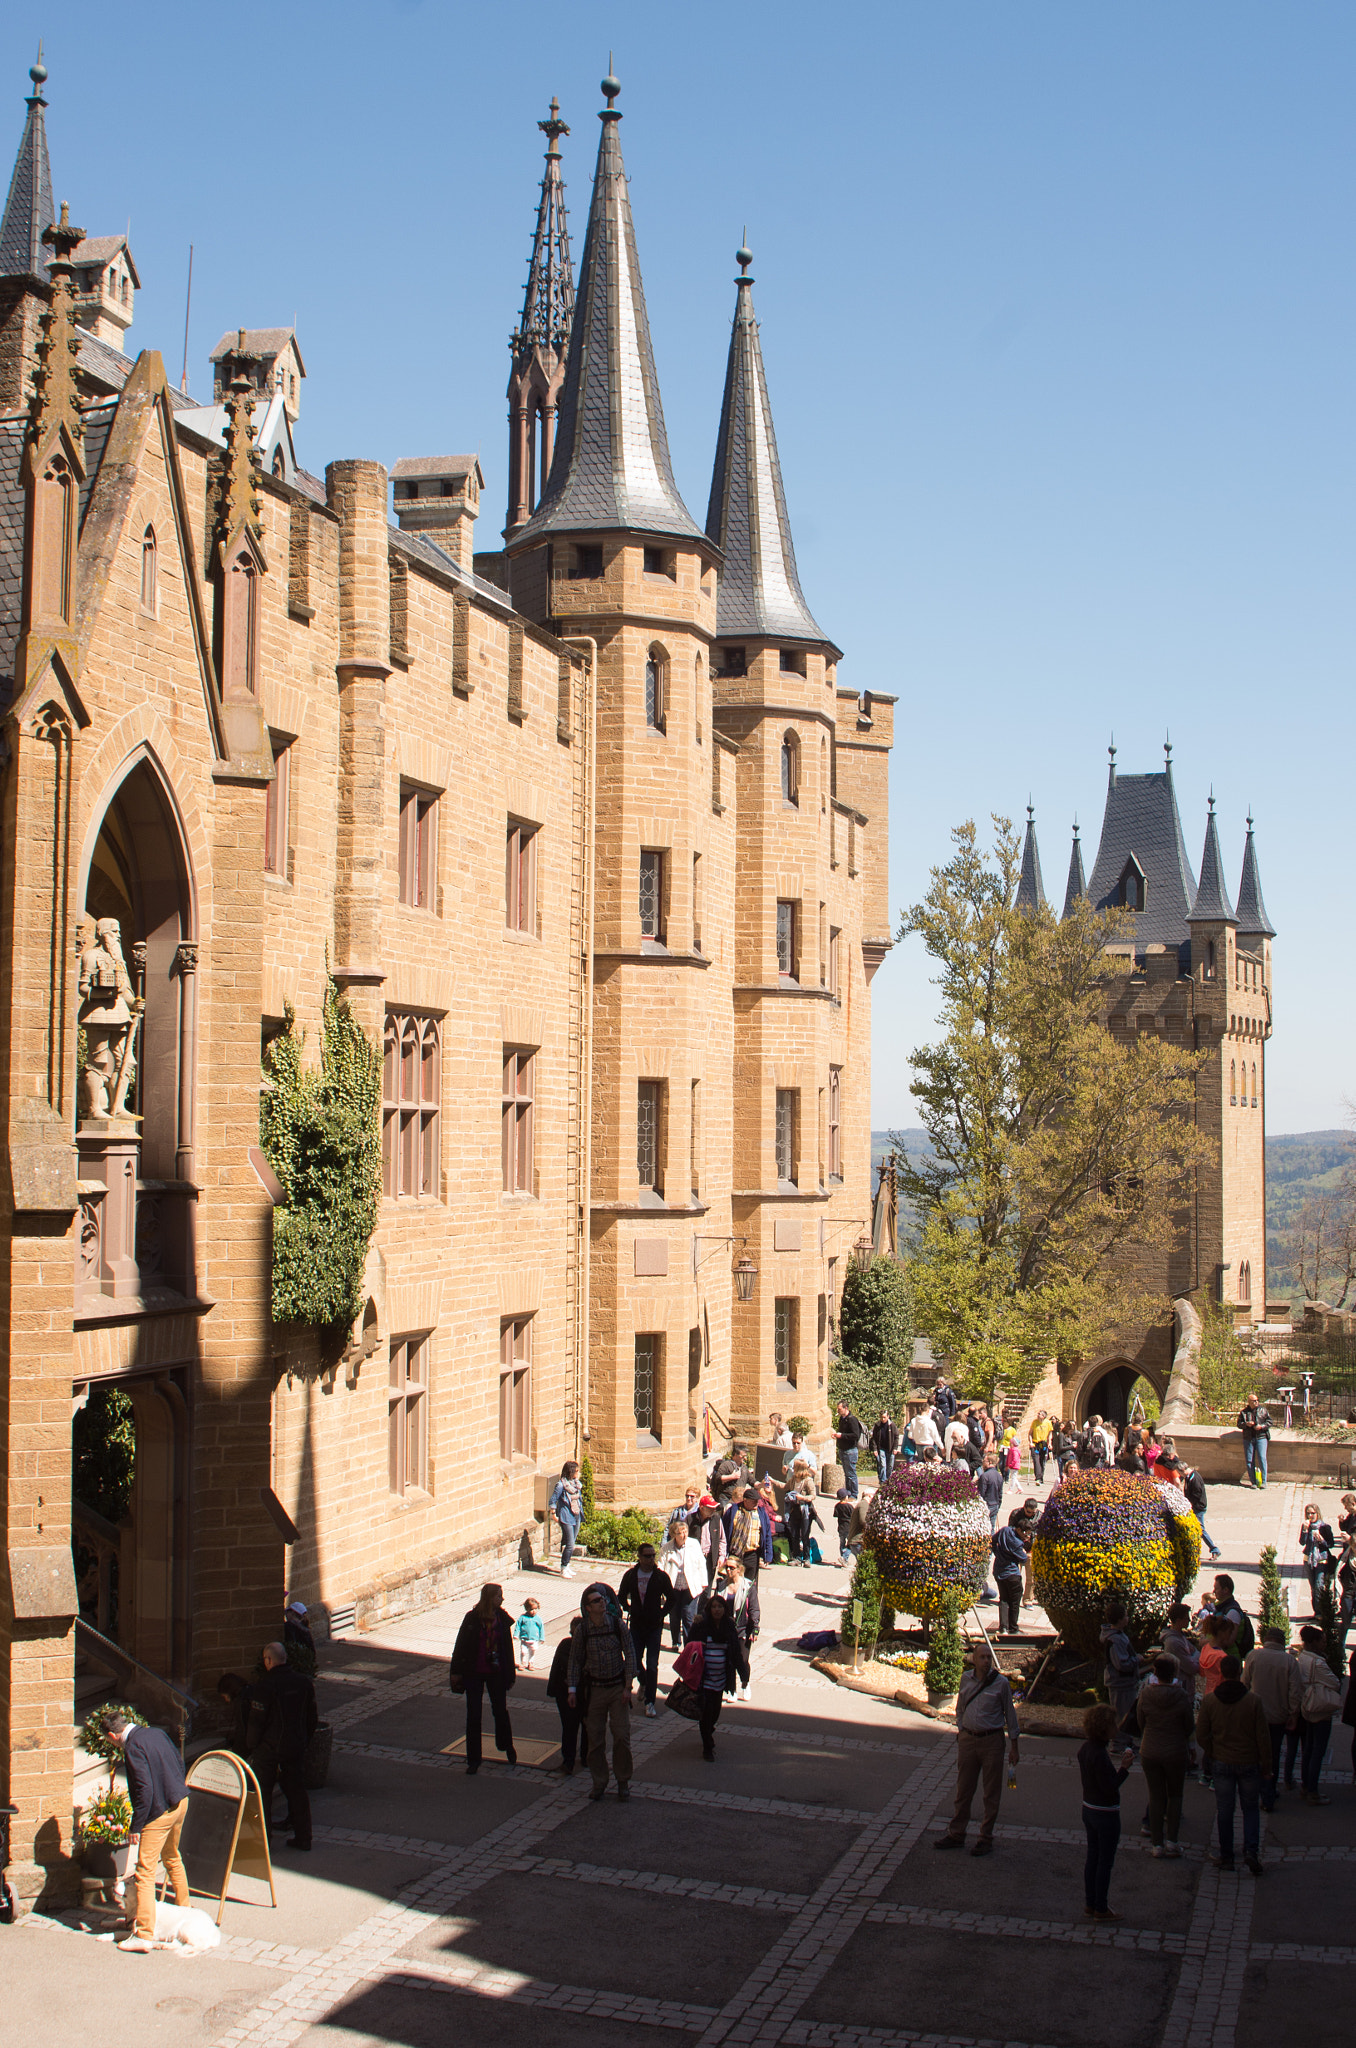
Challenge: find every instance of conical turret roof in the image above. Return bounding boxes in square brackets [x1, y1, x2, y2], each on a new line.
[509, 70, 705, 550]
[1062, 823, 1086, 920]
[0, 51, 53, 283]
[705, 243, 833, 650]
[1086, 743, 1198, 947]
[1014, 805, 1046, 913]
[1235, 814, 1275, 939]
[1187, 800, 1236, 924]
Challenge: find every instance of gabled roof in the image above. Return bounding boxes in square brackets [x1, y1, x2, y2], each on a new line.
[208, 326, 306, 376]
[508, 74, 706, 551]
[1014, 805, 1046, 913]
[0, 57, 53, 282]
[70, 233, 140, 287]
[1235, 815, 1275, 940]
[391, 455, 483, 484]
[1086, 750, 1198, 947]
[1062, 824, 1086, 920]
[1187, 801, 1236, 924]
[705, 245, 833, 651]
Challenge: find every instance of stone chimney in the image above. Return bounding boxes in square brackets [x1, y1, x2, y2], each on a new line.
[391, 455, 483, 575]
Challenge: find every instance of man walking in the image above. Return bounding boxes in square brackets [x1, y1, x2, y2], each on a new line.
[569, 1583, 637, 1800]
[618, 1541, 675, 1718]
[992, 1510, 1030, 1637]
[250, 1640, 318, 1849]
[934, 1642, 1020, 1855]
[1243, 1626, 1301, 1810]
[1028, 1410, 1053, 1485]
[108, 1713, 190, 1950]
[835, 1401, 864, 1497]
[1195, 1653, 1272, 1874]
[933, 1377, 959, 1425]
[1160, 1455, 1222, 1561]
[871, 1410, 900, 1487]
[1237, 1394, 1270, 1490]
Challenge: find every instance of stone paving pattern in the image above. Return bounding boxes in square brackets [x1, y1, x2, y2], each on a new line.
[7, 1474, 1354, 2048]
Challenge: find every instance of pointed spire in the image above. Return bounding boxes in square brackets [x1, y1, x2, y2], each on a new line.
[26, 201, 84, 455]
[1014, 802, 1047, 913]
[0, 47, 54, 281]
[515, 97, 574, 357]
[1235, 811, 1275, 939]
[705, 235, 833, 650]
[214, 330, 263, 561]
[1062, 820, 1086, 920]
[508, 66, 705, 549]
[1187, 796, 1236, 924]
[1087, 744, 1197, 946]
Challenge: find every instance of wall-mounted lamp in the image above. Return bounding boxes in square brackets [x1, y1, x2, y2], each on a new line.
[693, 1233, 758, 1302]
[851, 1233, 874, 1273]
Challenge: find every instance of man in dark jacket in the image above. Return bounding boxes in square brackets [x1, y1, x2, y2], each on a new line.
[619, 1543, 676, 1716]
[108, 1713, 190, 1948]
[448, 1583, 517, 1776]
[991, 1512, 1030, 1636]
[835, 1402, 864, 1497]
[250, 1641, 319, 1850]
[1237, 1395, 1270, 1489]
[933, 1378, 959, 1424]
[870, 1412, 900, 1486]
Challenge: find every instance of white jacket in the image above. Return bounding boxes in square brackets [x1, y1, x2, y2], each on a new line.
[661, 1538, 706, 1595]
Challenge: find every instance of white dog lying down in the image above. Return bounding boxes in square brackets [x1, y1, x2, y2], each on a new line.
[151, 1901, 222, 1952]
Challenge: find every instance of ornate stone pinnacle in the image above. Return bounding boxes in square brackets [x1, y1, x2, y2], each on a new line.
[27, 200, 86, 452]
[216, 328, 262, 550]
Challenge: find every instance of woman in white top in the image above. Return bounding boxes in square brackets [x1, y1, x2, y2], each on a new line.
[660, 1516, 706, 1646]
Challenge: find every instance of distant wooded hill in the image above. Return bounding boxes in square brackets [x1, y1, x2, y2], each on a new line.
[872, 1127, 1355, 1305]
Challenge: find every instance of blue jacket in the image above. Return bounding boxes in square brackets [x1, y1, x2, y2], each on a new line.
[991, 1526, 1029, 1580]
[123, 1724, 188, 1833]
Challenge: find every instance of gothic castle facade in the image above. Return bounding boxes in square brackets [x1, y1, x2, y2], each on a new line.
[0, 62, 891, 1903]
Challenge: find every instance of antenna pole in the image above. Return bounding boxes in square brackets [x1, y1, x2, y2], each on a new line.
[180, 244, 194, 395]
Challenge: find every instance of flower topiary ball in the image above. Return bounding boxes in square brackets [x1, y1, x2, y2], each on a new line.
[863, 1463, 992, 1621]
[1032, 1469, 1201, 1656]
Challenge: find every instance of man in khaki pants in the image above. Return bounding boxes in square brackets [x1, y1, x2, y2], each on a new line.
[568, 1583, 637, 1801]
[934, 1642, 1021, 1856]
[107, 1713, 190, 1949]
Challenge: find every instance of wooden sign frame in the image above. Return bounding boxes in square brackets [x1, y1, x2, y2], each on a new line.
[181, 1749, 277, 1925]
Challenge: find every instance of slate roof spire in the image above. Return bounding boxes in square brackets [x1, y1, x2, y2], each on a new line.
[0, 47, 54, 283]
[1086, 742, 1198, 948]
[1062, 821, 1086, 920]
[1235, 812, 1275, 941]
[1187, 797, 1236, 925]
[705, 236, 833, 650]
[515, 97, 574, 356]
[508, 65, 706, 550]
[1014, 802, 1047, 913]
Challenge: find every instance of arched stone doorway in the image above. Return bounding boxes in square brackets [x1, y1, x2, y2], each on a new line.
[1074, 1359, 1166, 1429]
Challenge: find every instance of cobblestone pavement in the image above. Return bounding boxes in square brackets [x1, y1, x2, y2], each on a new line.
[10, 1472, 1353, 2048]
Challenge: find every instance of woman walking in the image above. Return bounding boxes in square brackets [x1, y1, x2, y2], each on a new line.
[1292, 1622, 1342, 1805]
[547, 1616, 588, 1774]
[549, 1461, 584, 1580]
[1299, 1504, 1337, 1615]
[448, 1583, 517, 1775]
[688, 1590, 748, 1761]
[785, 1461, 824, 1567]
[1078, 1703, 1134, 1919]
[659, 1515, 706, 1645]
[719, 1556, 760, 1701]
[1136, 1655, 1195, 1856]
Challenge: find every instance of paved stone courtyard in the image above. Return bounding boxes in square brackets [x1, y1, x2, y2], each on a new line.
[9, 1475, 1354, 2048]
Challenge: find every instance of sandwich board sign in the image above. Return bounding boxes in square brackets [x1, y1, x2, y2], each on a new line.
[180, 1749, 277, 1924]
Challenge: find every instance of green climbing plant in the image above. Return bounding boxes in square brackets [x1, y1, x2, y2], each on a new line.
[1257, 1545, 1289, 1642]
[259, 977, 382, 1343]
[923, 1597, 966, 1696]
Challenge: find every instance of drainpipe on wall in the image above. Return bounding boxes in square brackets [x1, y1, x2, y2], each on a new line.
[564, 637, 597, 1461]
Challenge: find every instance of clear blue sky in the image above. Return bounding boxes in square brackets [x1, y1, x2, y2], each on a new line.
[11, 4, 1352, 1134]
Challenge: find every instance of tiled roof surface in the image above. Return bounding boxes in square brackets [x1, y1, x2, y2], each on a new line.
[1187, 806, 1236, 923]
[209, 326, 298, 363]
[76, 331, 196, 411]
[1061, 827, 1086, 920]
[705, 273, 830, 648]
[389, 524, 514, 614]
[391, 455, 480, 481]
[0, 90, 52, 280]
[510, 105, 703, 548]
[1235, 823, 1275, 939]
[1086, 766, 1198, 948]
[78, 402, 117, 534]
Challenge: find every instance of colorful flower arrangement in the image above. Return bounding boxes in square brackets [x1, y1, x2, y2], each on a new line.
[1032, 1469, 1201, 1654]
[863, 1464, 991, 1620]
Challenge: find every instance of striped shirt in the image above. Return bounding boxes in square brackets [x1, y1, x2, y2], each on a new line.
[701, 1642, 727, 1692]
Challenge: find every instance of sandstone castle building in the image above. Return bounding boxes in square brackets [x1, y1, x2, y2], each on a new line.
[0, 60, 892, 1902]
[1013, 744, 1274, 1421]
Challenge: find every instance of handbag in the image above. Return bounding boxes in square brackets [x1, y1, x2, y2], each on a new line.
[674, 1640, 705, 1688]
[666, 1678, 702, 1721]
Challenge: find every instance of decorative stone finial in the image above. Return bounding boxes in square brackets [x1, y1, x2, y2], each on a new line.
[29, 42, 47, 96]
[736, 232, 753, 278]
[27, 200, 86, 453]
[1164, 731, 1172, 765]
[540, 95, 569, 152]
[215, 330, 262, 554]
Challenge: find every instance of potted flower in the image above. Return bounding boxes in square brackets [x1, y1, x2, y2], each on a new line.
[923, 1598, 965, 1711]
[81, 1700, 146, 1785]
[80, 1785, 135, 1889]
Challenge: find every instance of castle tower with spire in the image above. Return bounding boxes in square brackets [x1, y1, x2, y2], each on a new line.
[1022, 743, 1275, 1423]
[0, 49, 55, 411]
[504, 98, 575, 537]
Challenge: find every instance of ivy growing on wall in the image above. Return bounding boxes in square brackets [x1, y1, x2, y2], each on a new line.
[260, 976, 382, 1343]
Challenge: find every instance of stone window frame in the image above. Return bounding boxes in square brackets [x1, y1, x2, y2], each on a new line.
[383, 1011, 442, 1201]
[774, 1296, 799, 1388]
[389, 1331, 431, 1496]
[776, 898, 799, 983]
[264, 731, 294, 882]
[505, 817, 539, 936]
[634, 1331, 663, 1445]
[775, 1088, 798, 1191]
[637, 1079, 666, 1203]
[828, 1066, 842, 1182]
[639, 848, 668, 948]
[140, 524, 158, 616]
[502, 1046, 536, 1196]
[645, 644, 668, 735]
[780, 729, 800, 807]
[397, 781, 439, 912]
[827, 925, 842, 1000]
[499, 1315, 533, 1462]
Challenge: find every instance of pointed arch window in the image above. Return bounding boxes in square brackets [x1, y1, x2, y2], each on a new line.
[781, 730, 800, 807]
[1117, 857, 1146, 911]
[222, 549, 260, 695]
[36, 452, 77, 626]
[140, 525, 158, 615]
[1238, 1260, 1252, 1305]
[1230, 1060, 1237, 1106]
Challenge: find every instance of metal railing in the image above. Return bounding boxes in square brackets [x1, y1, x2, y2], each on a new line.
[74, 1618, 198, 1743]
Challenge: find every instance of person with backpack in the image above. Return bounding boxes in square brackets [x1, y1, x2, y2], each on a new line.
[1078, 1418, 1107, 1470]
[1292, 1622, 1342, 1804]
[1205, 1574, 1255, 1661]
[1194, 1654, 1272, 1874]
[835, 1401, 865, 1497]
[1028, 1410, 1053, 1485]
[1236, 1394, 1271, 1489]
[1299, 1504, 1337, 1615]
